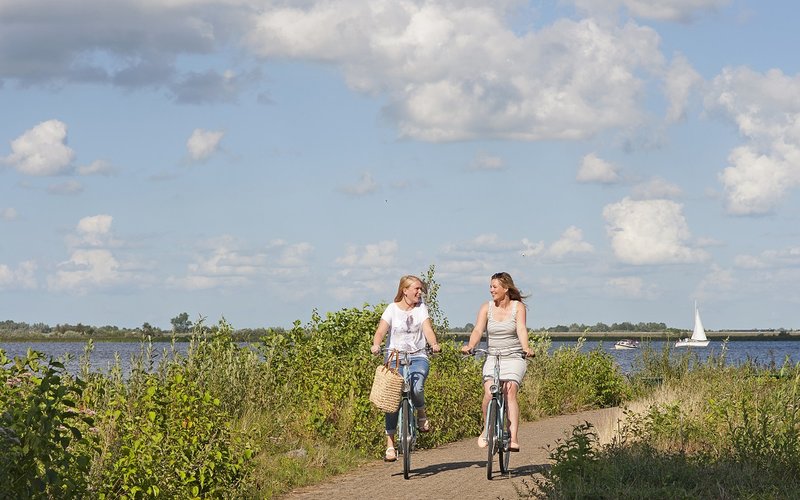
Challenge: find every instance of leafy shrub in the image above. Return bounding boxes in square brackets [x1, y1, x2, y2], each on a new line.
[0, 350, 96, 499]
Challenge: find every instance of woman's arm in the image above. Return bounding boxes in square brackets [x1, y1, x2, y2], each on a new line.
[371, 319, 390, 355]
[460, 303, 488, 353]
[516, 303, 532, 356]
[421, 318, 440, 352]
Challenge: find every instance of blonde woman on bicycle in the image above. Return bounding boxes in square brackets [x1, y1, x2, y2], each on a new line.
[371, 275, 441, 462]
[461, 272, 532, 452]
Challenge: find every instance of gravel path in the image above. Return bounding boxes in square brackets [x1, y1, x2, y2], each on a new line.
[283, 407, 620, 500]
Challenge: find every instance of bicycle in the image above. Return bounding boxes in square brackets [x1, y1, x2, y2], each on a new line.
[383, 347, 427, 480]
[468, 347, 528, 480]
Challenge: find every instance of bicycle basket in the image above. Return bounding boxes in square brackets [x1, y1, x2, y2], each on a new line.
[369, 352, 404, 413]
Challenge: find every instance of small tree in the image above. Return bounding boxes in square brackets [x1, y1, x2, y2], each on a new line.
[170, 312, 192, 334]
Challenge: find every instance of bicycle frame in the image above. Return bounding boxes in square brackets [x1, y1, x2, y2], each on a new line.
[385, 348, 421, 480]
[472, 348, 522, 479]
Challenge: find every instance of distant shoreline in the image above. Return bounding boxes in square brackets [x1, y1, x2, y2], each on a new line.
[444, 330, 800, 342]
[2, 330, 798, 343]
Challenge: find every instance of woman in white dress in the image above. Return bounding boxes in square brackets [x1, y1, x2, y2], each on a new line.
[461, 272, 532, 452]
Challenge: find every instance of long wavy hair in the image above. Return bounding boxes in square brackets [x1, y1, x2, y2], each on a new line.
[491, 272, 528, 306]
[393, 275, 427, 303]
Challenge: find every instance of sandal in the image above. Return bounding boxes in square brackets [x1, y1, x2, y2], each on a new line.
[384, 447, 397, 462]
[509, 443, 520, 452]
[477, 433, 488, 448]
[418, 417, 431, 433]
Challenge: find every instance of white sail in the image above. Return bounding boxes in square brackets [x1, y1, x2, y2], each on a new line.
[692, 307, 707, 342]
[675, 302, 710, 347]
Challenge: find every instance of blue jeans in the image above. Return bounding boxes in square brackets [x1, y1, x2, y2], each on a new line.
[385, 356, 429, 435]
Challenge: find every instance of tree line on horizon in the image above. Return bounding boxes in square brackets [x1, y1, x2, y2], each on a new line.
[2, 316, 796, 340]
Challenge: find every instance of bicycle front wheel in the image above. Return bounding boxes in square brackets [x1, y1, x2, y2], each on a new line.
[486, 398, 499, 480]
[400, 398, 412, 479]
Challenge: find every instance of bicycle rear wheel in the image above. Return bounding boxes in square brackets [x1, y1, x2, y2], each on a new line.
[486, 398, 499, 480]
[400, 398, 412, 479]
[499, 401, 510, 474]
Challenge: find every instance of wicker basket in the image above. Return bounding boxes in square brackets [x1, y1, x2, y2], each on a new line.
[369, 352, 404, 413]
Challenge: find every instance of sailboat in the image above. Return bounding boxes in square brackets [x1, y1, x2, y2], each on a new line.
[675, 302, 710, 347]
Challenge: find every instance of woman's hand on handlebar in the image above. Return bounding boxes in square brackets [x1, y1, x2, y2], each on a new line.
[430, 343, 441, 354]
[523, 348, 534, 358]
[370, 344, 381, 356]
[460, 344, 473, 355]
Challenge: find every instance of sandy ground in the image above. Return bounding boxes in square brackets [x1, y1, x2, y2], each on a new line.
[282, 407, 620, 500]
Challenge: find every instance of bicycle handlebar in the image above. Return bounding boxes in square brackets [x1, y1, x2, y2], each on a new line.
[464, 347, 533, 359]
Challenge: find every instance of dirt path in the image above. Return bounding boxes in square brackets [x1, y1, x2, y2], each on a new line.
[283, 407, 620, 500]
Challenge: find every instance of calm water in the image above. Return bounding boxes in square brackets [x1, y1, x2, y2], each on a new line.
[2, 339, 800, 376]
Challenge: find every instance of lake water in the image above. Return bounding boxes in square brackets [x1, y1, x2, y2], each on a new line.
[2, 339, 799, 376]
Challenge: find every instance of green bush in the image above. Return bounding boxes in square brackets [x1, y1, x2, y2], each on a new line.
[0, 350, 96, 499]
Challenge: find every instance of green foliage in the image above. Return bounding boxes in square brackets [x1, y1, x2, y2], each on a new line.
[0, 349, 96, 499]
[529, 357, 800, 499]
[520, 337, 631, 419]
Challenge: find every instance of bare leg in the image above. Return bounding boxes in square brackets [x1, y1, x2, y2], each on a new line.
[480, 379, 492, 429]
[504, 381, 520, 447]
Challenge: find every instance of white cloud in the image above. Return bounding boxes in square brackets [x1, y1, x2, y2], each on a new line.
[631, 177, 683, 199]
[78, 160, 116, 176]
[0, 260, 37, 290]
[336, 240, 398, 268]
[1, 208, 18, 221]
[168, 236, 314, 290]
[606, 276, 645, 298]
[603, 197, 709, 264]
[4, 120, 75, 176]
[570, 0, 730, 22]
[47, 249, 126, 292]
[576, 153, 620, 183]
[547, 226, 594, 258]
[246, 4, 663, 141]
[186, 128, 224, 162]
[705, 67, 800, 215]
[735, 246, 800, 269]
[339, 172, 378, 196]
[694, 263, 736, 301]
[468, 152, 504, 171]
[663, 53, 702, 122]
[69, 215, 115, 247]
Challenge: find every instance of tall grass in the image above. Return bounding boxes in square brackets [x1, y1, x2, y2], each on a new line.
[530, 344, 800, 499]
[1, 311, 635, 498]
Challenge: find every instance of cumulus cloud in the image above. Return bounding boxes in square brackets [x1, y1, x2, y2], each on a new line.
[0, 260, 37, 290]
[336, 240, 398, 268]
[705, 67, 800, 215]
[603, 197, 708, 264]
[339, 172, 379, 196]
[576, 153, 620, 183]
[4, 120, 75, 176]
[547, 226, 594, 258]
[69, 214, 115, 247]
[47, 249, 126, 292]
[246, 3, 664, 141]
[168, 236, 314, 290]
[631, 177, 683, 199]
[186, 128, 224, 162]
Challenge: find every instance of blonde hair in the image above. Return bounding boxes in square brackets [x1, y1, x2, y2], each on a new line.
[393, 275, 427, 303]
[491, 272, 528, 305]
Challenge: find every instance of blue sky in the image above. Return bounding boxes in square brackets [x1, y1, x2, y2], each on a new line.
[2, 0, 799, 331]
